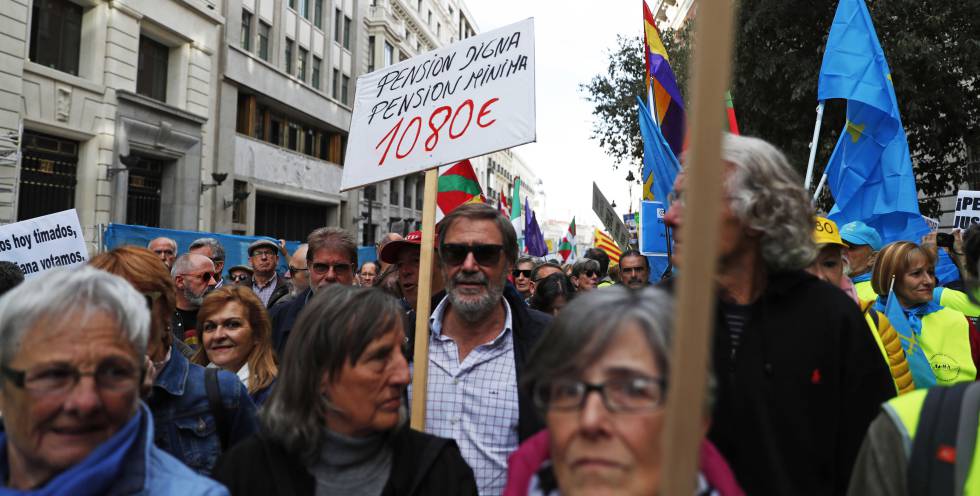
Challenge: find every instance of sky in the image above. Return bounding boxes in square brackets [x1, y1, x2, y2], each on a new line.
[464, 0, 639, 227]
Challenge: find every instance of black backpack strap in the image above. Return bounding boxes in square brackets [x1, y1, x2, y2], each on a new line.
[954, 383, 980, 496]
[908, 383, 970, 496]
[205, 367, 231, 451]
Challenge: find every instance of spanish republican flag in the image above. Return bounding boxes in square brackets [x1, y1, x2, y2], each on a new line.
[436, 160, 485, 221]
[594, 229, 622, 265]
[643, 1, 685, 158]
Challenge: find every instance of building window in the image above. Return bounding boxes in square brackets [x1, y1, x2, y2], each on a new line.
[137, 36, 169, 102]
[29, 0, 83, 76]
[18, 131, 78, 221]
[255, 194, 330, 240]
[258, 21, 271, 61]
[269, 116, 283, 145]
[299, 0, 309, 18]
[288, 0, 296, 9]
[343, 16, 352, 49]
[232, 180, 248, 224]
[367, 36, 376, 73]
[417, 0, 421, 10]
[314, 0, 324, 28]
[241, 9, 252, 50]
[332, 69, 340, 100]
[298, 47, 308, 81]
[312, 56, 322, 89]
[318, 131, 330, 159]
[389, 180, 399, 205]
[334, 9, 342, 43]
[416, 179, 424, 209]
[404, 178, 413, 208]
[341, 75, 350, 105]
[255, 106, 267, 140]
[383, 41, 393, 67]
[304, 127, 316, 156]
[287, 123, 300, 151]
[427, 11, 432, 26]
[284, 39, 294, 74]
[437, 23, 441, 37]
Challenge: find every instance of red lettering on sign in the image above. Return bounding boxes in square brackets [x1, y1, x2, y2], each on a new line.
[477, 98, 499, 128]
[373, 97, 500, 166]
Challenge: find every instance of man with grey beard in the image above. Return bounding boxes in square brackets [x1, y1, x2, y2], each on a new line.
[408, 203, 550, 496]
[171, 253, 217, 347]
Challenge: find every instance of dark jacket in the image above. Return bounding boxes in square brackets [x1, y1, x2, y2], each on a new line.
[146, 343, 260, 475]
[664, 270, 895, 495]
[408, 284, 550, 443]
[212, 428, 478, 496]
[266, 275, 291, 309]
[270, 287, 311, 356]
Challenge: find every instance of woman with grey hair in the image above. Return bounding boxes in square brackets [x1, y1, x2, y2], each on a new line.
[503, 286, 741, 496]
[0, 267, 226, 494]
[569, 258, 600, 292]
[662, 134, 895, 495]
[213, 284, 476, 495]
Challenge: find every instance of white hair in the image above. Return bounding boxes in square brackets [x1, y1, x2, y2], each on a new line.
[0, 266, 150, 370]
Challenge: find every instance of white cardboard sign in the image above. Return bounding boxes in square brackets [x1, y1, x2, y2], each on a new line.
[0, 209, 89, 279]
[342, 18, 536, 191]
[954, 190, 980, 230]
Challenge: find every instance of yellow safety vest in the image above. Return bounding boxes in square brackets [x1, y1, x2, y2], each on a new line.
[938, 287, 980, 318]
[855, 279, 877, 302]
[918, 308, 977, 385]
[885, 389, 980, 494]
[859, 299, 914, 394]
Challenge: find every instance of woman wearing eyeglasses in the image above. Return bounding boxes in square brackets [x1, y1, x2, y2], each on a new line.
[193, 287, 279, 406]
[0, 267, 227, 494]
[569, 258, 600, 292]
[504, 286, 743, 496]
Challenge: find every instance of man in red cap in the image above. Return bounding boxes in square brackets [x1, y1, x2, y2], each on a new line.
[379, 231, 444, 313]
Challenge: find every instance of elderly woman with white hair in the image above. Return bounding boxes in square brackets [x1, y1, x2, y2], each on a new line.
[662, 134, 896, 495]
[0, 267, 226, 494]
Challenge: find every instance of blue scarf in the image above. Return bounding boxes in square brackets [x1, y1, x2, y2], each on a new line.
[851, 272, 873, 284]
[873, 296, 943, 333]
[0, 408, 142, 495]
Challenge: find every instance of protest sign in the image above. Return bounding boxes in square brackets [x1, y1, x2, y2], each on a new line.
[953, 190, 980, 229]
[0, 209, 88, 279]
[342, 18, 536, 191]
[640, 200, 669, 256]
[923, 215, 940, 232]
[591, 183, 631, 249]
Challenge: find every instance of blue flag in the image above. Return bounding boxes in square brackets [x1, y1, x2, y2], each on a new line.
[638, 97, 681, 203]
[818, 0, 959, 284]
[882, 293, 936, 389]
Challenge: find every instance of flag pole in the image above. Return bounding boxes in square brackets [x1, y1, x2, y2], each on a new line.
[410, 168, 438, 431]
[813, 172, 828, 202]
[661, 0, 736, 493]
[803, 102, 825, 190]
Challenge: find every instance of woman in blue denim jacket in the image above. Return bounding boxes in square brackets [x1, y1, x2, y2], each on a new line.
[90, 246, 259, 476]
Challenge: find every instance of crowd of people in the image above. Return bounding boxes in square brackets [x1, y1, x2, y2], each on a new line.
[3, 133, 980, 495]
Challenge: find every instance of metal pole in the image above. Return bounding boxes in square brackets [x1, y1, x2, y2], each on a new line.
[813, 172, 828, 202]
[803, 102, 826, 190]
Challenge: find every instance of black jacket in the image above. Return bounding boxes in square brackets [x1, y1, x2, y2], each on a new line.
[270, 288, 310, 356]
[664, 270, 895, 495]
[266, 276, 291, 309]
[212, 428, 478, 496]
[408, 284, 550, 443]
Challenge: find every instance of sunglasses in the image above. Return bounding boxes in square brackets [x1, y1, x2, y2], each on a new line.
[184, 271, 215, 282]
[440, 243, 504, 267]
[229, 274, 251, 282]
[577, 270, 598, 278]
[512, 269, 532, 279]
[288, 266, 309, 276]
[310, 262, 354, 275]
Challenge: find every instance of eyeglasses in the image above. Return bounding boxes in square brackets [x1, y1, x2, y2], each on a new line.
[289, 266, 309, 276]
[534, 376, 666, 413]
[512, 269, 532, 279]
[251, 249, 277, 258]
[1, 360, 142, 397]
[310, 262, 354, 275]
[576, 270, 598, 278]
[440, 243, 504, 266]
[229, 273, 251, 282]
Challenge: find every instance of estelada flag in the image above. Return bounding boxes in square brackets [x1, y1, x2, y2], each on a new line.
[594, 229, 622, 265]
[436, 160, 485, 221]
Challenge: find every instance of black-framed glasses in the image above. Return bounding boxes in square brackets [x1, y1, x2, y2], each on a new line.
[1, 360, 142, 397]
[183, 271, 215, 282]
[512, 269, 532, 279]
[440, 243, 504, 266]
[310, 262, 354, 275]
[289, 266, 309, 276]
[534, 376, 666, 413]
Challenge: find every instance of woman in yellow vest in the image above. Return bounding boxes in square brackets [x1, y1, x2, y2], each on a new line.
[871, 241, 980, 386]
[807, 217, 914, 394]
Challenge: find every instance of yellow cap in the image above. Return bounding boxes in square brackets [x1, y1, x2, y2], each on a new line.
[814, 217, 846, 246]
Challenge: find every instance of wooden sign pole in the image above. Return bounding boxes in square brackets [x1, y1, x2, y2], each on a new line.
[410, 168, 439, 431]
[660, 0, 737, 495]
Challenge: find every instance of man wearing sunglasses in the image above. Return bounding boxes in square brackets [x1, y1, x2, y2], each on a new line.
[409, 203, 551, 496]
[248, 239, 289, 309]
[188, 237, 226, 288]
[171, 253, 217, 347]
[272, 228, 357, 354]
[512, 256, 536, 301]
